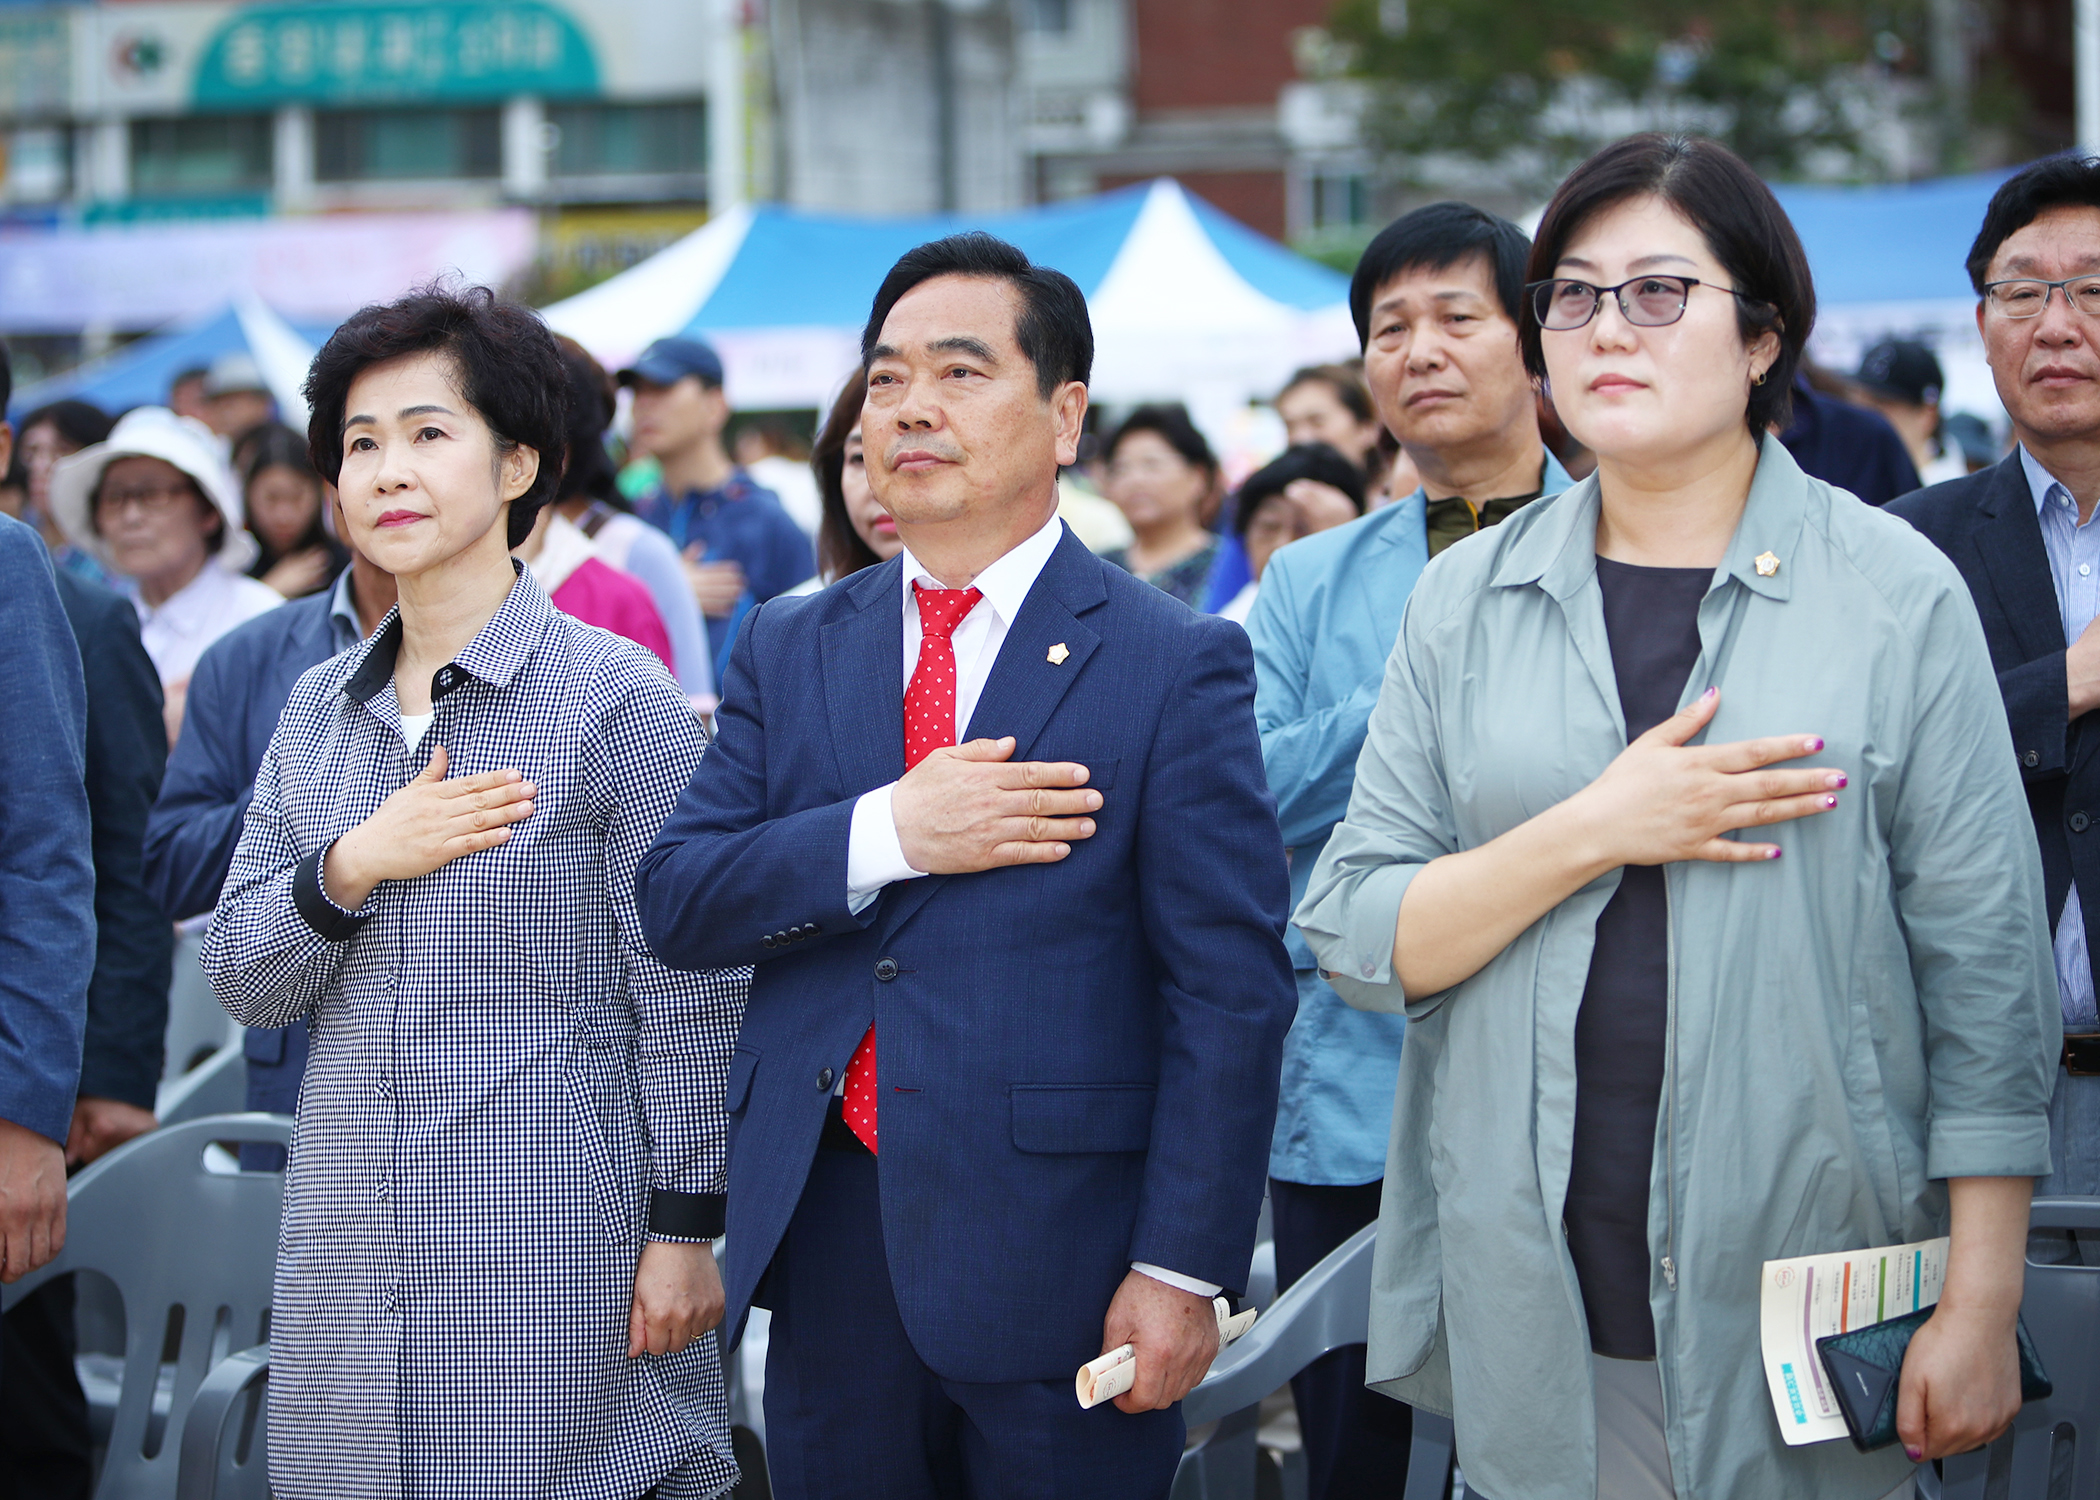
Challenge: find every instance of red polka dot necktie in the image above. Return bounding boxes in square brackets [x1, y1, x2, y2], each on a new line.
[840, 581, 983, 1153]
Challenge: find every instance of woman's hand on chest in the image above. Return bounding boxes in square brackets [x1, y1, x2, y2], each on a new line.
[1561, 686, 1849, 870]
[322, 742, 536, 909]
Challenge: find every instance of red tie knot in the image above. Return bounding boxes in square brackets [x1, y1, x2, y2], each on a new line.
[913, 582, 983, 640]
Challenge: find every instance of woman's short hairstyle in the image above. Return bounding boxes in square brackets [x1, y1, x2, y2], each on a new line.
[1967, 154, 2100, 292]
[1105, 403, 1218, 480]
[1521, 133, 1814, 433]
[1277, 364, 1375, 427]
[23, 399, 114, 453]
[305, 283, 569, 548]
[812, 369, 883, 584]
[1232, 443, 1367, 538]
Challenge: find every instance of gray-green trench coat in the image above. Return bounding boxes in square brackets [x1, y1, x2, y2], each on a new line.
[1298, 438, 2061, 1500]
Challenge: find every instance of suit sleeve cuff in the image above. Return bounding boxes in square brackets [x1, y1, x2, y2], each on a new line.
[648, 1188, 726, 1241]
[293, 844, 375, 942]
[1132, 1262, 1222, 1298]
[846, 783, 926, 912]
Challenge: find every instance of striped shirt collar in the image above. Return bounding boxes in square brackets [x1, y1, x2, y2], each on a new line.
[2021, 443, 2077, 516]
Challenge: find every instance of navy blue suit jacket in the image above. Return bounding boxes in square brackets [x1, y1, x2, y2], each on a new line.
[1889, 455, 2097, 998]
[637, 524, 1295, 1385]
[144, 588, 339, 1108]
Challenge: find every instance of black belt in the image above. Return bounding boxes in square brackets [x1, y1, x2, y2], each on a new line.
[820, 1095, 873, 1154]
[2065, 1035, 2100, 1077]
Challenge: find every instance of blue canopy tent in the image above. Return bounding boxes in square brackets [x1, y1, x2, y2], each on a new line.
[1765, 169, 2015, 423]
[543, 180, 1357, 414]
[12, 302, 336, 423]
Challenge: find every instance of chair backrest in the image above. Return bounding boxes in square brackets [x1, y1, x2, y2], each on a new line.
[163, 928, 240, 1083]
[0, 1114, 291, 1500]
[1182, 1222, 1374, 1427]
[1942, 1197, 2100, 1500]
[158, 1045, 247, 1129]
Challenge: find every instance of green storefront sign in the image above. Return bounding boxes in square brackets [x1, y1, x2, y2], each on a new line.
[194, 2, 600, 107]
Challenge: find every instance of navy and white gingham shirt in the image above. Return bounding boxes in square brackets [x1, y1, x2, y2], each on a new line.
[202, 565, 748, 1498]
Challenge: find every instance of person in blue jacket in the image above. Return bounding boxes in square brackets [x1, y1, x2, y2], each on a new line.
[0, 510, 93, 1292]
[1247, 201, 1570, 1500]
[142, 502, 395, 1160]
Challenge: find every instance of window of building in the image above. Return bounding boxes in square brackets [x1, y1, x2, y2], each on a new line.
[3, 126, 69, 202]
[1309, 171, 1369, 231]
[130, 115, 273, 195]
[547, 100, 706, 178]
[1021, 0, 1073, 33]
[314, 108, 502, 182]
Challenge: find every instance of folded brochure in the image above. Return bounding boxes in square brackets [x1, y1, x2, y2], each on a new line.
[1758, 1235, 1947, 1445]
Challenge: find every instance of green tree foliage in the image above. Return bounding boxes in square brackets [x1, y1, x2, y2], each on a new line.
[1326, 0, 1940, 190]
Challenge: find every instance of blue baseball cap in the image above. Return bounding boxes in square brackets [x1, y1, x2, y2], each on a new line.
[618, 336, 725, 390]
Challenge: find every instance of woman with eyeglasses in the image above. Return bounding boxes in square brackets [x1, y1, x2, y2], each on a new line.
[48, 406, 283, 741]
[1299, 134, 2057, 1500]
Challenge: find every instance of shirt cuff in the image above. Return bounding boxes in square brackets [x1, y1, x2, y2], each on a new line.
[846, 782, 926, 912]
[293, 844, 376, 942]
[1132, 1262, 1222, 1299]
[647, 1188, 726, 1241]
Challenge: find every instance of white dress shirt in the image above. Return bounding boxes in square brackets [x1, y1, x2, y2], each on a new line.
[838, 512, 1219, 1301]
[127, 560, 282, 689]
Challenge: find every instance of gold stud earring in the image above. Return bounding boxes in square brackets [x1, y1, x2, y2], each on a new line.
[1754, 370, 1768, 386]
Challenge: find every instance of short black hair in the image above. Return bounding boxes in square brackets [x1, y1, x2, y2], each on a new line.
[861, 232, 1093, 400]
[1278, 363, 1375, 426]
[22, 398, 113, 453]
[1233, 443, 1367, 537]
[554, 338, 621, 509]
[1522, 133, 1811, 433]
[305, 283, 568, 549]
[1351, 203, 1531, 348]
[1106, 403, 1218, 479]
[1967, 154, 2100, 294]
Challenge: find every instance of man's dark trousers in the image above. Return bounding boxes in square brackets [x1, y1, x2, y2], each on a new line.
[762, 1140, 1184, 1499]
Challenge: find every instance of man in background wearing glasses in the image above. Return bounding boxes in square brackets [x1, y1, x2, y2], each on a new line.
[1891, 155, 2100, 1252]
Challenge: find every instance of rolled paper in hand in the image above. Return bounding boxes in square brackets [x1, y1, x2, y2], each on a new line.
[1075, 1297, 1259, 1409]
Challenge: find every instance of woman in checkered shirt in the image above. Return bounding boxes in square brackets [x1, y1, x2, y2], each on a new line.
[202, 286, 746, 1500]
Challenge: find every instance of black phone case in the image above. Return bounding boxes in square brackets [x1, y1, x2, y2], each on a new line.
[1814, 1306, 2052, 1453]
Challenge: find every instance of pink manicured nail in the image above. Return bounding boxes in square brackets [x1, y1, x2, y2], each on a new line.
[1905, 1447, 1922, 1461]
[1701, 686, 1718, 700]
[1766, 847, 1783, 860]
[1805, 737, 1824, 752]
[1827, 773, 1847, 789]
[1823, 794, 1838, 808]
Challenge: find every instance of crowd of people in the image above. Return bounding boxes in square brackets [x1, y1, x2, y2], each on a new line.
[0, 130, 2095, 1500]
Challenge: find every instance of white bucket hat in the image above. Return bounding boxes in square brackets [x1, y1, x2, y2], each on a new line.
[49, 406, 257, 573]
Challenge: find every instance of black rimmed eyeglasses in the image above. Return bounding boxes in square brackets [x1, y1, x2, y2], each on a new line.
[1526, 276, 1770, 331]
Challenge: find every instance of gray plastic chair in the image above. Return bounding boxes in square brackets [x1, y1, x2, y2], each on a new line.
[1939, 1196, 2100, 1500]
[156, 1044, 247, 1129]
[1172, 1224, 1454, 1500]
[162, 928, 239, 1083]
[0, 1113, 290, 1500]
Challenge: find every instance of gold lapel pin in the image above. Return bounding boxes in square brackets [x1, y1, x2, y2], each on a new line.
[1047, 642, 1071, 666]
[1754, 551, 1780, 577]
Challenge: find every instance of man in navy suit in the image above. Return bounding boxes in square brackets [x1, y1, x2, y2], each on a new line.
[1890, 155, 2100, 1239]
[637, 232, 1295, 1497]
